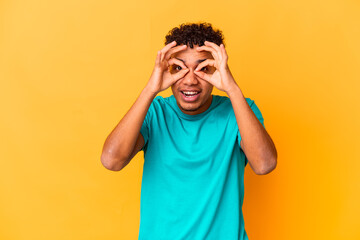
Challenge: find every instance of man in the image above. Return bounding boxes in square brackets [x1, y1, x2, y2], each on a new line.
[101, 22, 277, 240]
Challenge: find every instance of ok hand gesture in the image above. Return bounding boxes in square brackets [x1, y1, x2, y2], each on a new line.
[194, 41, 238, 94]
[146, 41, 189, 95]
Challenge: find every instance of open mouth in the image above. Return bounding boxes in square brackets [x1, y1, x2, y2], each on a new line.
[180, 90, 201, 102]
[181, 91, 200, 97]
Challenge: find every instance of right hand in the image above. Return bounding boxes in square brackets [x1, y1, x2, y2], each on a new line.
[146, 41, 189, 94]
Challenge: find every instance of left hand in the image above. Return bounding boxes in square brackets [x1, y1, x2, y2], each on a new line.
[194, 41, 238, 94]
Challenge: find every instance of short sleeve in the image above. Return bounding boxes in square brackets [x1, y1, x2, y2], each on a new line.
[140, 97, 157, 152]
[236, 99, 265, 166]
[140, 116, 149, 152]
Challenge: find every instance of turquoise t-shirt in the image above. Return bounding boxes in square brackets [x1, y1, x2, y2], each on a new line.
[138, 94, 265, 240]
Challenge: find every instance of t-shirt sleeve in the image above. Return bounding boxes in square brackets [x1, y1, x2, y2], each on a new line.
[140, 117, 149, 152]
[236, 99, 265, 166]
[140, 98, 156, 152]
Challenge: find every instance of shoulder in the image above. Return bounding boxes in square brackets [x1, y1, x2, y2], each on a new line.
[146, 95, 174, 116]
[213, 94, 254, 103]
[151, 95, 173, 108]
[147, 95, 167, 109]
[212, 95, 255, 111]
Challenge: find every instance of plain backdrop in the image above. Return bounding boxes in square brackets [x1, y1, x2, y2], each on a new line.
[1, 0, 359, 239]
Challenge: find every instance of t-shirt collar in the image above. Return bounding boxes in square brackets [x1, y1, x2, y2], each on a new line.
[170, 94, 216, 120]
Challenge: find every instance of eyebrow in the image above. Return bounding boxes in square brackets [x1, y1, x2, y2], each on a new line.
[175, 58, 207, 65]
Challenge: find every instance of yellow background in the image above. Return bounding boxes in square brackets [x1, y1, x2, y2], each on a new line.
[1, 0, 359, 239]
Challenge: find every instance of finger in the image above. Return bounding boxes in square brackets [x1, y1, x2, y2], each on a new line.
[168, 58, 188, 70]
[204, 41, 223, 62]
[196, 45, 220, 62]
[194, 59, 216, 72]
[160, 41, 177, 61]
[220, 43, 228, 61]
[164, 44, 187, 61]
[172, 68, 189, 81]
[194, 69, 212, 82]
[161, 40, 177, 53]
[205, 40, 221, 52]
[155, 51, 161, 66]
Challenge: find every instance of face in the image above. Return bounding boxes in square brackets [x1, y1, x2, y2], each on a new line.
[170, 44, 215, 115]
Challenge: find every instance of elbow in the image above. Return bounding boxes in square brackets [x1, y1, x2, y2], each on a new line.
[100, 154, 126, 171]
[256, 147, 278, 175]
[255, 155, 277, 175]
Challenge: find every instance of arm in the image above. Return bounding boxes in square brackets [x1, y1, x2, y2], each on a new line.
[100, 41, 189, 171]
[227, 86, 277, 175]
[100, 87, 156, 171]
[194, 41, 277, 175]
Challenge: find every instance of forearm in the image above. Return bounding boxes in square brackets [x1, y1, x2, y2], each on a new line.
[100, 41, 188, 170]
[227, 85, 277, 174]
[101, 85, 156, 168]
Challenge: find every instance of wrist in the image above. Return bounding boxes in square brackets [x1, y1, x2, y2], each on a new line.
[143, 84, 159, 98]
[226, 84, 242, 98]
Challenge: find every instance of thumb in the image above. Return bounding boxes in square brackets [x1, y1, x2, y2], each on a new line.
[194, 70, 212, 83]
[172, 68, 189, 81]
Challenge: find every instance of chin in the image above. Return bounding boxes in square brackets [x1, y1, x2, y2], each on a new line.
[179, 103, 201, 112]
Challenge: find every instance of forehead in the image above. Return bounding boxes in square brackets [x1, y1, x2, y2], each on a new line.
[171, 44, 213, 65]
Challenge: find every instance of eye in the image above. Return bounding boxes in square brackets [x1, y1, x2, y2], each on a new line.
[175, 65, 182, 71]
[201, 66, 208, 71]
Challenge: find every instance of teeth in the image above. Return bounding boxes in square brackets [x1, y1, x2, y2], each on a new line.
[183, 91, 198, 95]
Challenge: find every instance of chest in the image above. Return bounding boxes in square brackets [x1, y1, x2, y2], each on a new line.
[147, 113, 238, 162]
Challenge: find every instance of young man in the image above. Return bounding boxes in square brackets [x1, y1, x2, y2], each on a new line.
[101, 22, 277, 240]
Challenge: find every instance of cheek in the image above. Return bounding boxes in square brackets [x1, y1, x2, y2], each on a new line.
[171, 84, 180, 95]
[202, 81, 213, 91]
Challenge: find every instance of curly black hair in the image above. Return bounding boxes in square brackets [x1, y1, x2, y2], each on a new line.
[164, 22, 225, 48]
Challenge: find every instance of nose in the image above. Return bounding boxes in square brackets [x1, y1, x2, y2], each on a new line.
[182, 69, 199, 85]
